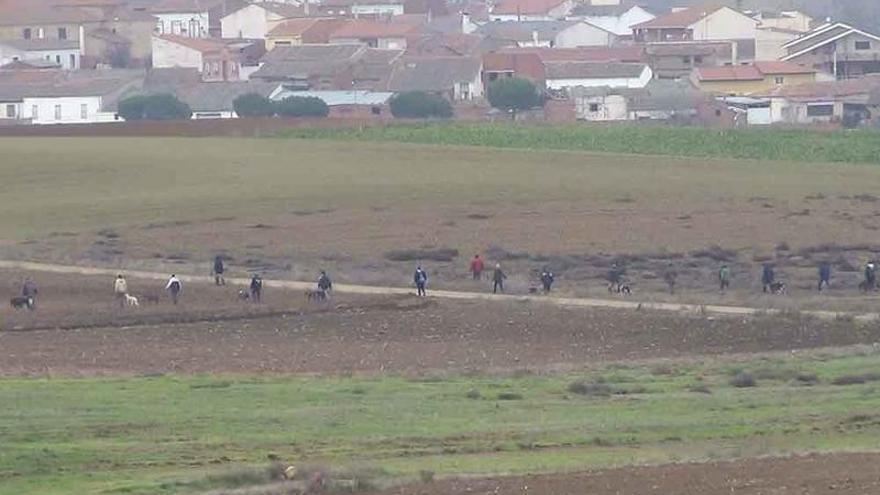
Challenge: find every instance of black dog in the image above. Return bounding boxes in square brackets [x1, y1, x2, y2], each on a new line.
[306, 289, 326, 302]
[10, 296, 34, 310]
[770, 281, 787, 295]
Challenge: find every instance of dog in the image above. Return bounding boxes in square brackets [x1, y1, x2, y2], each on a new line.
[10, 296, 34, 310]
[237, 289, 250, 301]
[770, 281, 787, 295]
[618, 284, 632, 295]
[124, 294, 139, 307]
[608, 283, 632, 295]
[306, 289, 326, 302]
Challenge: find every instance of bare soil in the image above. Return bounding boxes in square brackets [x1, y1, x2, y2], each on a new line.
[2, 270, 878, 377]
[365, 453, 880, 495]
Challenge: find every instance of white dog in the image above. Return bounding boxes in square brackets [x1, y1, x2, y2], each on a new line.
[124, 294, 139, 307]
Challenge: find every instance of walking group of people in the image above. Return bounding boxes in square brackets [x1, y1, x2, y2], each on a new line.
[413, 254, 554, 297]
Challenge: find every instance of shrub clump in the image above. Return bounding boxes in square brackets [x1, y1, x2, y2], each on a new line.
[384, 248, 459, 262]
[730, 372, 757, 388]
[567, 379, 612, 397]
[832, 373, 880, 386]
[276, 96, 329, 117]
[233, 93, 276, 117]
[390, 91, 453, 119]
[118, 93, 192, 120]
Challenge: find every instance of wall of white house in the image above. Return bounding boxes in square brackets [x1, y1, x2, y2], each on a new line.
[452, 71, 484, 100]
[580, 6, 655, 36]
[575, 94, 627, 120]
[555, 22, 614, 47]
[351, 4, 404, 16]
[151, 36, 204, 70]
[547, 66, 652, 90]
[22, 96, 105, 124]
[691, 7, 757, 41]
[0, 47, 80, 69]
[221, 5, 270, 39]
[155, 12, 210, 38]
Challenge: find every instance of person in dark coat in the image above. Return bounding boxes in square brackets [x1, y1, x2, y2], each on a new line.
[865, 261, 876, 291]
[663, 263, 678, 295]
[607, 263, 624, 293]
[762, 263, 775, 293]
[250, 274, 263, 303]
[492, 264, 507, 294]
[818, 261, 831, 292]
[414, 266, 427, 296]
[213, 255, 226, 286]
[318, 271, 332, 293]
[21, 278, 38, 307]
[540, 269, 555, 293]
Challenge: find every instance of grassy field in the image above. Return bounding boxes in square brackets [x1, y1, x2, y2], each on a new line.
[280, 123, 880, 165]
[2, 349, 879, 494]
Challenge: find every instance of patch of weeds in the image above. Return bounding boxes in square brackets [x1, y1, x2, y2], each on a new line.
[466, 213, 492, 220]
[688, 384, 712, 394]
[190, 381, 232, 390]
[832, 373, 880, 386]
[775, 241, 791, 251]
[804, 193, 826, 201]
[247, 223, 277, 229]
[650, 365, 676, 376]
[96, 228, 120, 239]
[690, 245, 737, 262]
[730, 372, 757, 388]
[466, 389, 482, 400]
[419, 470, 435, 484]
[497, 392, 523, 401]
[568, 379, 612, 397]
[589, 436, 614, 447]
[205, 466, 274, 489]
[854, 193, 879, 203]
[349, 386, 368, 395]
[384, 248, 459, 262]
[796, 373, 820, 385]
[485, 245, 531, 261]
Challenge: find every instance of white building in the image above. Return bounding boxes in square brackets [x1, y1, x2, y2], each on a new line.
[545, 61, 653, 90]
[151, 0, 211, 38]
[220, 2, 303, 39]
[490, 0, 574, 22]
[571, 5, 655, 38]
[478, 20, 616, 48]
[0, 39, 81, 70]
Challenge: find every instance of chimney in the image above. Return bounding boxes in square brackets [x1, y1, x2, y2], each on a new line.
[532, 30, 538, 45]
[730, 40, 738, 65]
[461, 11, 475, 34]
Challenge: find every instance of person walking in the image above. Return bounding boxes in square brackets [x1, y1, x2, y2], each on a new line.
[663, 263, 678, 295]
[213, 255, 226, 286]
[492, 263, 507, 294]
[21, 277, 38, 308]
[318, 270, 333, 294]
[250, 274, 263, 303]
[865, 261, 876, 292]
[114, 274, 128, 308]
[414, 266, 428, 297]
[719, 264, 731, 292]
[540, 268, 555, 293]
[165, 274, 182, 305]
[607, 263, 623, 293]
[762, 263, 776, 293]
[470, 254, 484, 281]
[818, 261, 831, 292]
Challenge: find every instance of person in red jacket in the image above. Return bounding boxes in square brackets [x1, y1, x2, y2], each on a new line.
[470, 254, 484, 280]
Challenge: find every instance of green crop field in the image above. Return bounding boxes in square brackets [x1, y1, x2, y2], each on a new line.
[2, 350, 878, 494]
[281, 123, 880, 164]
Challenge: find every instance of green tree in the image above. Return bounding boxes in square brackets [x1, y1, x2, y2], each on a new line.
[233, 93, 276, 117]
[117, 95, 148, 121]
[487, 78, 542, 113]
[275, 96, 329, 117]
[118, 94, 191, 121]
[389, 91, 453, 119]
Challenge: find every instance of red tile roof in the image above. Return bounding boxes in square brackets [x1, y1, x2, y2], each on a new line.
[632, 4, 727, 29]
[498, 46, 645, 63]
[696, 61, 815, 81]
[329, 19, 420, 39]
[156, 34, 226, 53]
[267, 18, 320, 37]
[491, 0, 568, 16]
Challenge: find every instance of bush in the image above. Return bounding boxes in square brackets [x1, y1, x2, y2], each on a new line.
[730, 372, 757, 388]
[384, 248, 459, 262]
[487, 77, 542, 112]
[118, 94, 191, 121]
[389, 91, 453, 119]
[276, 96, 329, 117]
[233, 93, 276, 117]
[496, 392, 523, 401]
[568, 379, 612, 396]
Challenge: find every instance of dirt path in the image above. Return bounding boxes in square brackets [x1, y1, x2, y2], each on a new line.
[1, 259, 875, 321]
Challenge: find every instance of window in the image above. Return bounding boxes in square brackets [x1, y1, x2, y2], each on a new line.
[459, 82, 470, 100]
[58, 27, 67, 39]
[32, 105, 38, 119]
[5, 104, 15, 118]
[23, 28, 31, 39]
[589, 103, 600, 112]
[55, 55, 61, 64]
[80, 104, 88, 119]
[69, 54, 76, 69]
[54, 104, 62, 120]
[38, 28, 44, 39]
[807, 104, 834, 117]
[171, 20, 182, 34]
[855, 40, 871, 50]
[275, 41, 291, 46]
[715, 109, 722, 117]
[774, 76, 785, 84]
[371, 106, 381, 115]
[682, 56, 691, 64]
[694, 55, 703, 64]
